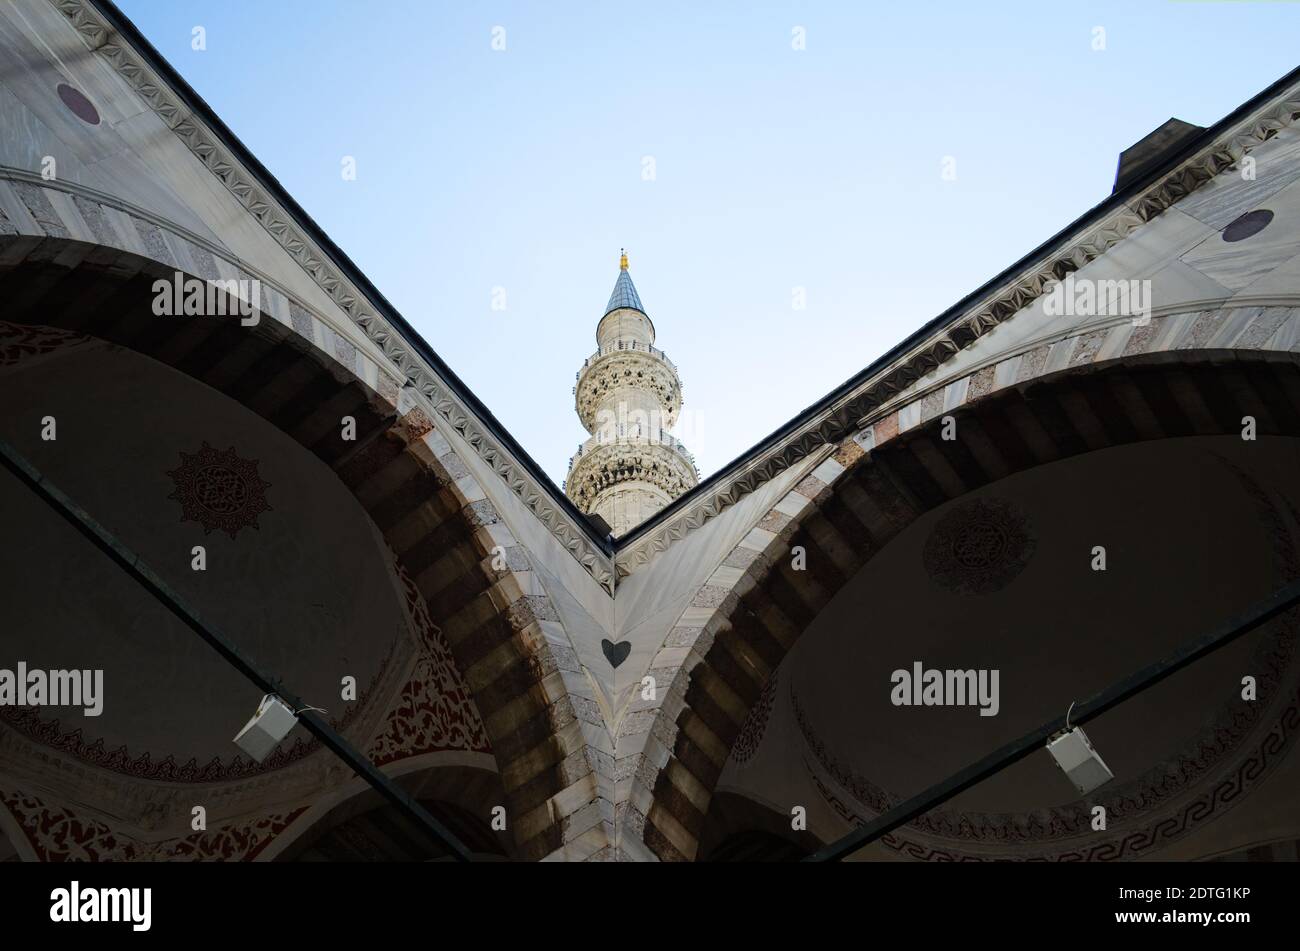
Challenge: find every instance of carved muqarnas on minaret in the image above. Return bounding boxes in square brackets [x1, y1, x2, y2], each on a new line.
[564, 252, 698, 537]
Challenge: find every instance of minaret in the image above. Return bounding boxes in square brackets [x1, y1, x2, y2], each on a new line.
[566, 251, 698, 537]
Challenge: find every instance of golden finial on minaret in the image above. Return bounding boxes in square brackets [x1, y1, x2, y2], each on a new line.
[620, 248, 628, 270]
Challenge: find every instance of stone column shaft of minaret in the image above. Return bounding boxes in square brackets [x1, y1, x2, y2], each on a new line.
[565, 252, 698, 537]
[596, 308, 654, 348]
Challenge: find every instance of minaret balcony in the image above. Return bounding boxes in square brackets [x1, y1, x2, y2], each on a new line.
[573, 341, 683, 432]
[568, 430, 697, 470]
[564, 436, 699, 513]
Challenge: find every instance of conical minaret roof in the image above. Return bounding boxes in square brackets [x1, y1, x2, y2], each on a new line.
[567, 250, 697, 536]
[604, 251, 646, 316]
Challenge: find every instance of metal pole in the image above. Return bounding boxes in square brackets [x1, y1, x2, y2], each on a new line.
[0, 437, 474, 863]
[806, 575, 1300, 862]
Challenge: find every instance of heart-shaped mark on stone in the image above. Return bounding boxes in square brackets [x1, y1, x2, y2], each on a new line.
[601, 638, 631, 668]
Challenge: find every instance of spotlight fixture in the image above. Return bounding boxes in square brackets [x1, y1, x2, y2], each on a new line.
[1046, 707, 1114, 796]
[233, 694, 298, 762]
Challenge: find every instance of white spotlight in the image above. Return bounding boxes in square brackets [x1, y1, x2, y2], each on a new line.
[1046, 725, 1114, 796]
[233, 694, 297, 762]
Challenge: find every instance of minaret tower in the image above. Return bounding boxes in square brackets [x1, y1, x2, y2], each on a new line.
[565, 251, 698, 537]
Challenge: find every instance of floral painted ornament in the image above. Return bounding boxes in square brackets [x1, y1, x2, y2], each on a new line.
[167, 442, 272, 539]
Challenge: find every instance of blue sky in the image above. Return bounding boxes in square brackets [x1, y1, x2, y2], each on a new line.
[117, 0, 1300, 484]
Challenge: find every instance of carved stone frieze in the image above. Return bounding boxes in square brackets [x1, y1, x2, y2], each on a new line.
[566, 440, 698, 512]
[575, 350, 682, 431]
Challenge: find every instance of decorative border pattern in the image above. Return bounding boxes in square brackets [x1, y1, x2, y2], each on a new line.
[0, 788, 306, 861]
[567, 440, 698, 510]
[810, 697, 1300, 862]
[366, 561, 492, 765]
[574, 349, 682, 431]
[730, 667, 778, 765]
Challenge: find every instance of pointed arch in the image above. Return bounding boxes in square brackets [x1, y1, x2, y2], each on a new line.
[632, 307, 1300, 860]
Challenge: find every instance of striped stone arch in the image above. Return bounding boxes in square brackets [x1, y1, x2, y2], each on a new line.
[0, 182, 595, 859]
[632, 303, 1300, 861]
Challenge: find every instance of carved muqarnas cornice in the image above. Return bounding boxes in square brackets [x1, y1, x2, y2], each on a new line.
[616, 84, 1300, 577]
[566, 441, 697, 510]
[575, 351, 682, 432]
[52, 0, 615, 595]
